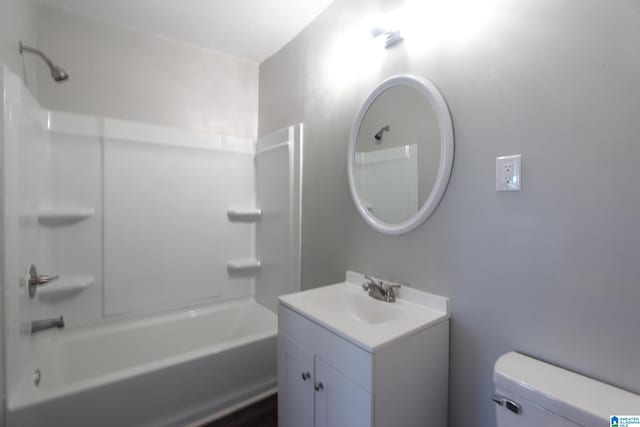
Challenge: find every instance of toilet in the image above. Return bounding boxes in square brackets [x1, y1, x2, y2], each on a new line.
[493, 352, 640, 426]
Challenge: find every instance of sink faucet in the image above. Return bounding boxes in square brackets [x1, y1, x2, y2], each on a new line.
[362, 276, 401, 303]
[30, 316, 64, 334]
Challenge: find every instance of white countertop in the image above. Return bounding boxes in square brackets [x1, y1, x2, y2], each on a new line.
[279, 271, 450, 352]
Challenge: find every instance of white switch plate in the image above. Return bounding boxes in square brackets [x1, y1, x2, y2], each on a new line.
[496, 155, 522, 191]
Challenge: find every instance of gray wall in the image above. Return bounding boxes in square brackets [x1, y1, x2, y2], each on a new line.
[259, 0, 640, 425]
[0, 0, 38, 93]
[0, 1, 38, 423]
[36, 4, 259, 139]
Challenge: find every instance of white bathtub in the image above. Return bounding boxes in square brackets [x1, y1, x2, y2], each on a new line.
[7, 298, 278, 427]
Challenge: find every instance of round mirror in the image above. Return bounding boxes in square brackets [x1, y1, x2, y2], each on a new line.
[348, 75, 454, 235]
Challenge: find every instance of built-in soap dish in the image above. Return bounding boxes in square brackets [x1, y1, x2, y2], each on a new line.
[227, 209, 262, 223]
[37, 276, 94, 301]
[227, 258, 261, 275]
[38, 208, 95, 226]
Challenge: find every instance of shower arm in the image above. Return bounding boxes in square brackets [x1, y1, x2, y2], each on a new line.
[19, 41, 57, 70]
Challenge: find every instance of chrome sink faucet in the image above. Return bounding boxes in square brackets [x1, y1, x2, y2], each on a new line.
[362, 276, 401, 303]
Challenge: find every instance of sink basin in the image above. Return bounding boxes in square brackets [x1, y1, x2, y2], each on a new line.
[279, 271, 450, 351]
[311, 291, 401, 324]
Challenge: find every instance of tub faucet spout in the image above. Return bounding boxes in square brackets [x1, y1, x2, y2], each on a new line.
[30, 316, 64, 334]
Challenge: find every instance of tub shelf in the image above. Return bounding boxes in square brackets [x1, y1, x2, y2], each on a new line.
[227, 258, 261, 274]
[227, 209, 262, 223]
[38, 276, 94, 301]
[38, 208, 95, 226]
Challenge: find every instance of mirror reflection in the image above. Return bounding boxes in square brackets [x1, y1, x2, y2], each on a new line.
[354, 85, 441, 224]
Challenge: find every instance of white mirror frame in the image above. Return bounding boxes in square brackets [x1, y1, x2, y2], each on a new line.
[348, 74, 454, 235]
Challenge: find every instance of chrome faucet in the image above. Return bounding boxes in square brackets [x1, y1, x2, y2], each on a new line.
[30, 316, 64, 334]
[362, 276, 401, 303]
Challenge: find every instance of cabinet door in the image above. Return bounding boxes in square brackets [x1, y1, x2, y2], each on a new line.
[279, 337, 315, 427]
[314, 357, 372, 427]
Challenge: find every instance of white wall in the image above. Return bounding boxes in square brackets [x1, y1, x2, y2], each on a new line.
[35, 4, 259, 139]
[259, 0, 640, 425]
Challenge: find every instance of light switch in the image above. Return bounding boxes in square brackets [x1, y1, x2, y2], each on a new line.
[496, 155, 522, 191]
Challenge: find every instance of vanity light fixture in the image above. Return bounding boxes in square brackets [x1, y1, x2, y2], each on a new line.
[370, 26, 404, 49]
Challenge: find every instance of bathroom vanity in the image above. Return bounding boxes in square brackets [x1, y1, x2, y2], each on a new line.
[278, 271, 450, 427]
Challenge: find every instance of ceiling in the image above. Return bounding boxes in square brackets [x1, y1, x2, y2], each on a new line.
[38, 0, 335, 62]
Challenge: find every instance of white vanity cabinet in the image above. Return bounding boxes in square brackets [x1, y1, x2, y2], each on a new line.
[279, 305, 373, 427]
[278, 276, 450, 427]
[313, 357, 371, 427]
[279, 336, 315, 427]
[279, 330, 371, 427]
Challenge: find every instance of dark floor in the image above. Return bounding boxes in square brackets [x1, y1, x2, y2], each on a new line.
[203, 394, 278, 427]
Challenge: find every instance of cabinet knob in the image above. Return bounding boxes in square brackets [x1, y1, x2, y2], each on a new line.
[314, 381, 324, 391]
[301, 371, 311, 381]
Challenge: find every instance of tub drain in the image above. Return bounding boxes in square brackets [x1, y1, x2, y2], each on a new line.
[33, 368, 41, 387]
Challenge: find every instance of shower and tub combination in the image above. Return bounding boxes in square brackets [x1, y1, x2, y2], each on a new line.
[1, 56, 302, 426]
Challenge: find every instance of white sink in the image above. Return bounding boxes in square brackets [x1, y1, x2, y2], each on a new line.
[310, 291, 401, 324]
[279, 271, 450, 351]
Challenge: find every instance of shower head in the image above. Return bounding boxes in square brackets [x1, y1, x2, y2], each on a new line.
[19, 41, 69, 83]
[50, 65, 69, 82]
[374, 125, 390, 143]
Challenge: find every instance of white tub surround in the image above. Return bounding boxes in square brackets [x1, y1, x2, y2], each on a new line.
[7, 103, 258, 321]
[2, 66, 301, 427]
[254, 125, 303, 312]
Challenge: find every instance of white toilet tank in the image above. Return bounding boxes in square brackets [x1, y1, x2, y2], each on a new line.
[493, 352, 640, 427]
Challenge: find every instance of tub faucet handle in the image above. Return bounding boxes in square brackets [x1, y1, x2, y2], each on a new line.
[31, 274, 59, 285]
[24, 264, 59, 298]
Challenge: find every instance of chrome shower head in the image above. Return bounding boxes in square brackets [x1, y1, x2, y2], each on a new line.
[50, 66, 69, 82]
[19, 41, 69, 83]
[374, 125, 390, 143]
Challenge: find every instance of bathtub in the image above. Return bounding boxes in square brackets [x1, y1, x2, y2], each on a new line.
[6, 298, 278, 427]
